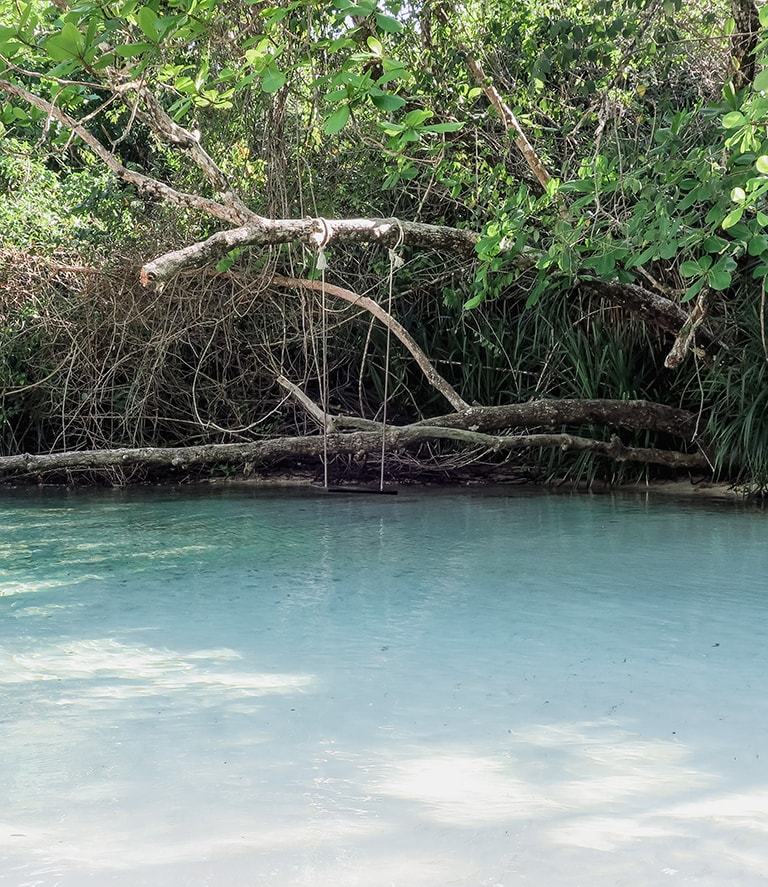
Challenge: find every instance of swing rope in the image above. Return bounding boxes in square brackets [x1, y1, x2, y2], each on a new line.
[312, 217, 402, 493]
[380, 223, 404, 492]
[314, 218, 331, 489]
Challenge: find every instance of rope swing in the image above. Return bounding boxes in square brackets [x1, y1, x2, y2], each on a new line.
[312, 217, 400, 495]
[314, 218, 331, 490]
[379, 222, 404, 492]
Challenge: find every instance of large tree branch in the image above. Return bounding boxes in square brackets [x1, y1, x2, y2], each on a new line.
[0, 427, 710, 479]
[113, 82, 255, 219]
[139, 217, 479, 286]
[586, 279, 727, 355]
[418, 398, 698, 439]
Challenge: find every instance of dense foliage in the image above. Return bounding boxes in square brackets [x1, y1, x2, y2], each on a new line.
[1, 0, 767, 490]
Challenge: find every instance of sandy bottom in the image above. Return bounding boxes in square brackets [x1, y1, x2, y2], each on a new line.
[1, 488, 767, 885]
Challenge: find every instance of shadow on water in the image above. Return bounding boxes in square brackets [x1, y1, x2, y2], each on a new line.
[1, 487, 768, 885]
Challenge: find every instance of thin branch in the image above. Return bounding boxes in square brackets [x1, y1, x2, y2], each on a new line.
[113, 82, 255, 218]
[664, 288, 713, 369]
[0, 79, 253, 226]
[271, 276, 471, 412]
[463, 53, 553, 190]
[276, 375, 385, 431]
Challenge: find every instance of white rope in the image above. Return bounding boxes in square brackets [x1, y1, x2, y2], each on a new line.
[380, 222, 404, 491]
[312, 218, 331, 488]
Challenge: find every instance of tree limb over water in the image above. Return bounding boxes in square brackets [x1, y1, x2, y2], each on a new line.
[0, 418, 710, 481]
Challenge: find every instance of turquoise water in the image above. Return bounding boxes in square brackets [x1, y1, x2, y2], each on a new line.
[1, 487, 767, 886]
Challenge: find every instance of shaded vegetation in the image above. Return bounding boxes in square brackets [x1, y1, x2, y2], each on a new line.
[1, 0, 767, 491]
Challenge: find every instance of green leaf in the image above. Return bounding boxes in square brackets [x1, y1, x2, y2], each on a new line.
[681, 277, 705, 302]
[756, 155, 768, 175]
[422, 122, 463, 134]
[726, 221, 752, 241]
[755, 70, 768, 93]
[722, 206, 744, 229]
[559, 179, 594, 193]
[366, 36, 383, 56]
[324, 103, 350, 134]
[679, 259, 701, 277]
[403, 109, 432, 127]
[722, 110, 747, 128]
[136, 6, 160, 40]
[261, 65, 286, 93]
[702, 236, 728, 253]
[370, 93, 406, 111]
[46, 22, 84, 61]
[707, 268, 732, 290]
[748, 235, 768, 256]
[463, 293, 485, 310]
[375, 13, 403, 33]
[758, 211, 768, 227]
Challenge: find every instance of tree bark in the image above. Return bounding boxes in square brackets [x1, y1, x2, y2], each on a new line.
[730, 0, 761, 90]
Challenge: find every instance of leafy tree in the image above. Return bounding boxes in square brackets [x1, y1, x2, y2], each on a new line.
[1, 0, 767, 490]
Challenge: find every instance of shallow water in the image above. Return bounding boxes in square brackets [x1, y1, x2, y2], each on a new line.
[1, 487, 767, 886]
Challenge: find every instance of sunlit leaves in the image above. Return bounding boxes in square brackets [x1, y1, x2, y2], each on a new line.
[722, 111, 747, 128]
[261, 65, 286, 93]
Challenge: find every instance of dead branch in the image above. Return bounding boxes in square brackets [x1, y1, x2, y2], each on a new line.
[113, 82, 255, 219]
[271, 276, 470, 412]
[664, 288, 713, 369]
[418, 398, 698, 439]
[0, 79, 254, 226]
[463, 53, 553, 190]
[586, 279, 727, 355]
[139, 217, 478, 286]
[0, 426, 710, 480]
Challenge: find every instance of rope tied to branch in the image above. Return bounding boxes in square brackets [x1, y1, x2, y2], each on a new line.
[380, 220, 404, 491]
[311, 218, 332, 488]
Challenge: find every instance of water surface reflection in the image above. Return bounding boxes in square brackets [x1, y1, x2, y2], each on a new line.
[1, 488, 766, 885]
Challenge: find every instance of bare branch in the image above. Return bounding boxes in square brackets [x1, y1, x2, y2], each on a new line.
[586, 279, 727, 356]
[271, 276, 471, 412]
[275, 375, 390, 431]
[0, 428, 711, 479]
[139, 217, 479, 286]
[0, 79, 253, 226]
[463, 53, 553, 190]
[664, 288, 713, 369]
[418, 398, 699, 440]
[113, 82, 255, 218]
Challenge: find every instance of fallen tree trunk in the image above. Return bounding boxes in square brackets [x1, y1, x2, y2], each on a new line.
[416, 398, 698, 439]
[0, 423, 710, 480]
